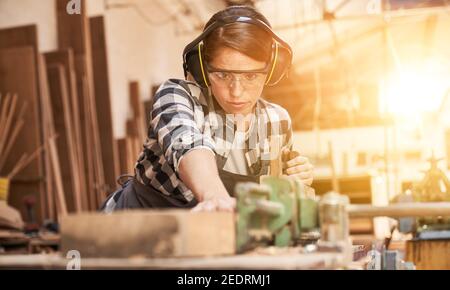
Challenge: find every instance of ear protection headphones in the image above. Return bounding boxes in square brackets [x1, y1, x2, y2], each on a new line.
[183, 14, 293, 88]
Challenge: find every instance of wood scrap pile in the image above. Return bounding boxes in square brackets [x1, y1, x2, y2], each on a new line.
[0, 94, 28, 181]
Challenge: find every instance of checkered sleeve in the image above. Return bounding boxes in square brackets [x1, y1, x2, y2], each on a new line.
[150, 80, 215, 173]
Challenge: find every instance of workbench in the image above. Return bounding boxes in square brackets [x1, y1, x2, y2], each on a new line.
[0, 249, 351, 270]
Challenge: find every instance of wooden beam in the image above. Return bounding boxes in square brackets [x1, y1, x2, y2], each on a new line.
[348, 202, 450, 218]
[116, 138, 135, 175]
[0, 46, 44, 222]
[46, 64, 82, 213]
[60, 210, 236, 258]
[89, 16, 120, 194]
[128, 81, 146, 159]
[38, 55, 68, 218]
[0, 25, 46, 221]
[44, 49, 87, 211]
[129, 81, 146, 140]
[56, 0, 106, 210]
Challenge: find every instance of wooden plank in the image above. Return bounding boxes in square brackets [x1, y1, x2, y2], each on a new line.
[0, 46, 44, 222]
[37, 54, 55, 221]
[129, 81, 146, 140]
[0, 25, 46, 221]
[116, 138, 135, 175]
[348, 202, 450, 218]
[48, 137, 69, 217]
[46, 64, 82, 213]
[0, 252, 347, 269]
[60, 210, 236, 258]
[38, 55, 68, 218]
[126, 119, 141, 160]
[349, 218, 373, 234]
[44, 49, 87, 210]
[0, 25, 39, 52]
[116, 139, 126, 175]
[84, 75, 107, 208]
[89, 16, 120, 194]
[406, 240, 450, 270]
[57, 0, 106, 210]
[127, 82, 146, 160]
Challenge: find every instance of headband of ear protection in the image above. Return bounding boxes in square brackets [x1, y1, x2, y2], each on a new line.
[183, 15, 293, 88]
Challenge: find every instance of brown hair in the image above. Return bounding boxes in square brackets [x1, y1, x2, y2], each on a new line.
[203, 6, 273, 64]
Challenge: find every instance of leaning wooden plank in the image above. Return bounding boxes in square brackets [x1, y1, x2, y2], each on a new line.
[44, 50, 82, 146]
[48, 136, 68, 217]
[0, 46, 44, 222]
[0, 25, 43, 128]
[60, 210, 236, 258]
[38, 55, 68, 218]
[81, 75, 106, 209]
[46, 64, 82, 213]
[0, 94, 11, 138]
[89, 16, 120, 194]
[44, 49, 87, 210]
[116, 139, 126, 175]
[126, 119, 141, 160]
[37, 54, 55, 221]
[0, 25, 46, 219]
[57, 0, 105, 210]
[116, 138, 134, 175]
[129, 81, 146, 141]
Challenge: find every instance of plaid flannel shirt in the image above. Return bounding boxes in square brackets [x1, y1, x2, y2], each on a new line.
[134, 78, 293, 204]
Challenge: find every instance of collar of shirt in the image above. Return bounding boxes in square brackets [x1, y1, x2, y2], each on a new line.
[183, 80, 272, 175]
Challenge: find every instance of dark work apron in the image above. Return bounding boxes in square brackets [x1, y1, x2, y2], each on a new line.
[214, 153, 267, 198]
[99, 154, 268, 211]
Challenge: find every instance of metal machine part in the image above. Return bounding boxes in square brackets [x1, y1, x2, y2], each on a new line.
[235, 176, 320, 252]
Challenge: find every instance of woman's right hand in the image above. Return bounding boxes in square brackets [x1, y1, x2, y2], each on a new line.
[191, 195, 236, 212]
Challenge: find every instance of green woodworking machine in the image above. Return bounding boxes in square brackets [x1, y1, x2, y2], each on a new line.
[235, 175, 351, 253]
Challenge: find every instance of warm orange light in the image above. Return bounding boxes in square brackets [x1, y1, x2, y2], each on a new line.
[379, 61, 449, 117]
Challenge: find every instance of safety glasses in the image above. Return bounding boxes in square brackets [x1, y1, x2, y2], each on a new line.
[206, 64, 269, 89]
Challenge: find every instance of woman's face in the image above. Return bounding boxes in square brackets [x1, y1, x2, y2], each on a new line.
[208, 47, 267, 115]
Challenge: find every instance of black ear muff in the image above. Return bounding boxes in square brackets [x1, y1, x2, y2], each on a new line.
[183, 15, 293, 88]
[184, 43, 210, 88]
[265, 42, 292, 87]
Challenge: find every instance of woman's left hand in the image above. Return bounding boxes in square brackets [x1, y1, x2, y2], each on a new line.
[282, 149, 314, 186]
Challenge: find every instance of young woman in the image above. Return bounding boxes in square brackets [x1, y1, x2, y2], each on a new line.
[102, 6, 314, 212]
